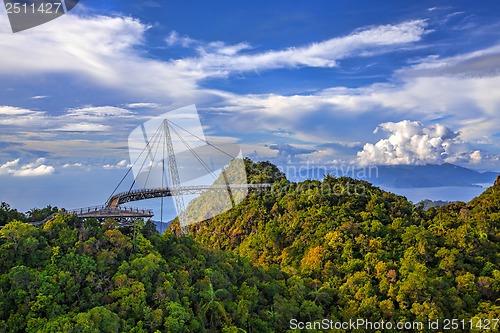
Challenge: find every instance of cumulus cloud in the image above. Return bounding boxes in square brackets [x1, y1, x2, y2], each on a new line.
[14, 165, 55, 177]
[0, 159, 20, 170]
[356, 120, 490, 166]
[103, 159, 132, 169]
[469, 150, 482, 164]
[176, 20, 428, 74]
[0, 158, 55, 176]
[116, 159, 129, 168]
[62, 163, 84, 168]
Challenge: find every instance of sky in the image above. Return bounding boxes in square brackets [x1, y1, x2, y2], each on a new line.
[1, 0, 500, 212]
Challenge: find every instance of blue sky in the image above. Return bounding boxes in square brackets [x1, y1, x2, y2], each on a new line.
[1, 0, 500, 212]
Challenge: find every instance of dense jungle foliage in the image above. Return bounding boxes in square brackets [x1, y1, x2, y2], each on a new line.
[0, 159, 498, 332]
[189, 159, 500, 330]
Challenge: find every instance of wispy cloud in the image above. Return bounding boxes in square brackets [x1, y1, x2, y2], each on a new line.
[64, 106, 135, 120]
[52, 123, 112, 132]
[400, 44, 500, 77]
[204, 42, 500, 154]
[0, 104, 143, 162]
[174, 20, 429, 74]
[0, 13, 203, 102]
[0, 106, 46, 126]
[0, 9, 498, 170]
[0, 13, 429, 105]
[166, 31, 198, 48]
[125, 102, 161, 109]
[0, 105, 43, 116]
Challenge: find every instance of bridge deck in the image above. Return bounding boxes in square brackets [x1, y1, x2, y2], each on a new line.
[106, 184, 272, 208]
[5, 184, 271, 228]
[71, 205, 154, 219]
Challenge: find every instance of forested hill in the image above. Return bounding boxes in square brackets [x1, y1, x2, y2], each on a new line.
[0, 216, 308, 332]
[188, 159, 500, 323]
[0, 160, 498, 332]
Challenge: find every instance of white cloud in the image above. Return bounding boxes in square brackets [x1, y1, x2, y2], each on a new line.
[166, 31, 197, 47]
[0, 104, 140, 134]
[103, 159, 131, 169]
[0, 158, 55, 176]
[176, 20, 428, 74]
[208, 59, 500, 150]
[0, 15, 144, 80]
[0, 13, 204, 102]
[14, 165, 55, 177]
[62, 163, 83, 168]
[0, 158, 20, 171]
[400, 44, 500, 77]
[125, 102, 161, 109]
[207, 41, 252, 56]
[0, 13, 431, 132]
[30, 95, 48, 99]
[116, 159, 129, 168]
[166, 31, 252, 56]
[0, 9, 498, 170]
[0, 105, 42, 115]
[0, 14, 426, 103]
[470, 150, 482, 164]
[64, 106, 135, 119]
[356, 120, 493, 166]
[0, 106, 46, 126]
[53, 123, 112, 132]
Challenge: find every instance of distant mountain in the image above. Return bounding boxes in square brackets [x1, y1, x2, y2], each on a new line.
[417, 199, 451, 210]
[152, 219, 172, 233]
[288, 163, 498, 188]
[354, 163, 498, 188]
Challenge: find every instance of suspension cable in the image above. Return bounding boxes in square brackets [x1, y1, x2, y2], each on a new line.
[106, 123, 164, 203]
[169, 124, 218, 180]
[167, 119, 236, 159]
[143, 124, 163, 189]
[128, 123, 164, 193]
[108, 116, 240, 206]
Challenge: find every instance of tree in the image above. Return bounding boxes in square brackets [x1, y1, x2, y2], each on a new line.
[0, 221, 39, 265]
[0, 202, 25, 225]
